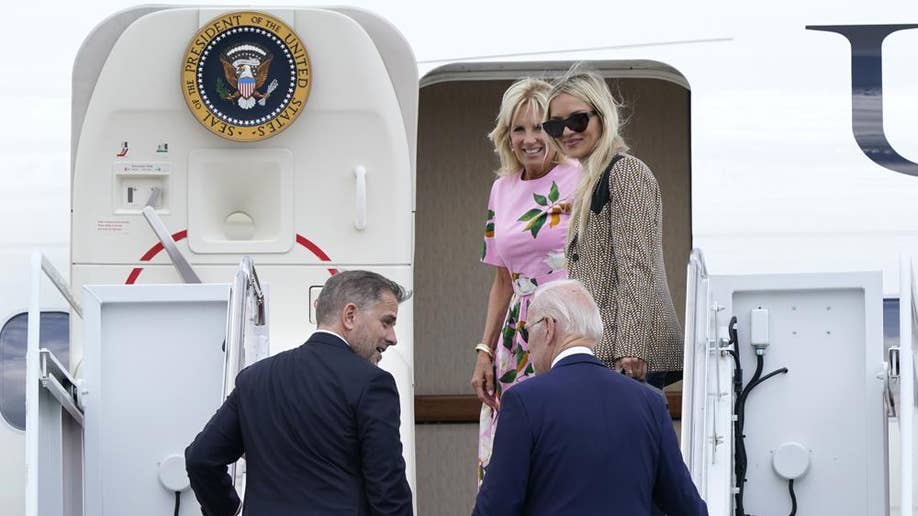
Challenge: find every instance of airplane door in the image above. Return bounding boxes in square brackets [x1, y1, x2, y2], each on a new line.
[70, 7, 419, 504]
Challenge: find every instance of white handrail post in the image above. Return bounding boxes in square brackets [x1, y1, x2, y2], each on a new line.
[223, 256, 267, 398]
[223, 270, 247, 398]
[39, 255, 82, 318]
[25, 252, 42, 516]
[141, 205, 201, 284]
[682, 249, 710, 480]
[900, 255, 914, 516]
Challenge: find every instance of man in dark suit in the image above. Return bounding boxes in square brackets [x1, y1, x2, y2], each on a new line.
[472, 279, 707, 516]
[185, 270, 413, 516]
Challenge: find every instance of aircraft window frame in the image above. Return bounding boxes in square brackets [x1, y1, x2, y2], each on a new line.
[0, 310, 70, 432]
[419, 59, 690, 90]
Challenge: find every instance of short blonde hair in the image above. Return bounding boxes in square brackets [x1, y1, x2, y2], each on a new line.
[488, 78, 558, 176]
[547, 66, 629, 238]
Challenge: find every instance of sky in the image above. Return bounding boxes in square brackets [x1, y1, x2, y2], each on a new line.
[2, 0, 915, 247]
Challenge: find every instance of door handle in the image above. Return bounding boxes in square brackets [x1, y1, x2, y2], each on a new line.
[354, 165, 367, 231]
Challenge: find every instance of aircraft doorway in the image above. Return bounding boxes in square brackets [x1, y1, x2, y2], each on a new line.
[413, 61, 692, 515]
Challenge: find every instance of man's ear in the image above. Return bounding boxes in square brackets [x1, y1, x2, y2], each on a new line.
[545, 318, 557, 351]
[341, 303, 359, 330]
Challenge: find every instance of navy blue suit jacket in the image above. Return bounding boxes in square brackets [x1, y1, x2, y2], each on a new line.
[472, 353, 706, 516]
[185, 331, 412, 516]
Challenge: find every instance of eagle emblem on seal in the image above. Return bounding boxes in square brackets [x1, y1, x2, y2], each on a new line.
[217, 44, 279, 110]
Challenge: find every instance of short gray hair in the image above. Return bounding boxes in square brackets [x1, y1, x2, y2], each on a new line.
[314, 271, 407, 325]
[529, 279, 602, 343]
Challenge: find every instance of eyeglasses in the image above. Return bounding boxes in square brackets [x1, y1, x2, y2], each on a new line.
[542, 111, 598, 138]
[527, 316, 549, 329]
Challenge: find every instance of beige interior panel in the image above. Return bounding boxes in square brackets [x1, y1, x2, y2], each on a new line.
[415, 80, 510, 396]
[414, 77, 691, 396]
[416, 424, 478, 516]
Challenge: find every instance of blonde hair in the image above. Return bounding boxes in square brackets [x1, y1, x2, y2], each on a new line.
[488, 78, 558, 176]
[547, 66, 629, 238]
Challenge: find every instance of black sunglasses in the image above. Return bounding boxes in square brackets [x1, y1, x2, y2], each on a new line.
[542, 111, 598, 138]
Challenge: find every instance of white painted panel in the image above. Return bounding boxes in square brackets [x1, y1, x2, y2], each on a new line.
[698, 272, 886, 515]
[81, 284, 228, 516]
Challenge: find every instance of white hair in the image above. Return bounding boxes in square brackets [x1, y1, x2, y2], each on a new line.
[529, 279, 603, 343]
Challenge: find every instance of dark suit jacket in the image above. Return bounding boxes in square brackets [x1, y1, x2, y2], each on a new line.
[185, 331, 412, 516]
[472, 353, 706, 516]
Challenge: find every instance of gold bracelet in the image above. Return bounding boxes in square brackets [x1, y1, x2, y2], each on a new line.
[474, 343, 493, 358]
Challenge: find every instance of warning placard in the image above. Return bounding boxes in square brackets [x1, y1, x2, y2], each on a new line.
[96, 220, 131, 233]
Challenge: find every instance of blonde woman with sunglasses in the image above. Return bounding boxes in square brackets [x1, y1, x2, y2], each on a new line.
[544, 69, 683, 388]
[471, 78, 581, 482]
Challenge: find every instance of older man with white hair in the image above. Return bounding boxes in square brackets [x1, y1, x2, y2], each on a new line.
[472, 279, 706, 516]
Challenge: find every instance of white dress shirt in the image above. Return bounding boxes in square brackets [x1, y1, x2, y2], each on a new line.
[551, 346, 595, 368]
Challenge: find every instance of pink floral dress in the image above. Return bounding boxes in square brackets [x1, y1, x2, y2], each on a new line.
[477, 159, 580, 481]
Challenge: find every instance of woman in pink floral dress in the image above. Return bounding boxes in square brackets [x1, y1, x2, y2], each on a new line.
[470, 78, 581, 481]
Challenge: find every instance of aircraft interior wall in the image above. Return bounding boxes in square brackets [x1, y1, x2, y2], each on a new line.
[413, 75, 691, 516]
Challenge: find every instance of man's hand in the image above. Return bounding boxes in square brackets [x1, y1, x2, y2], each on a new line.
[614, 356, 648, 381]
[471, 352, 499, 410]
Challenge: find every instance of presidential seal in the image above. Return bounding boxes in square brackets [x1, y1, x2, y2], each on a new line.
[181, 11, 311, 141]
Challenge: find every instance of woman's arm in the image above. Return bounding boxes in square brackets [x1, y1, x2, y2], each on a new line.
[471, 266, 513, 409]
